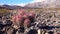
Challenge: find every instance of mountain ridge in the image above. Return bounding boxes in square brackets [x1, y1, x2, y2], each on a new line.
[25, 0, 60, 8]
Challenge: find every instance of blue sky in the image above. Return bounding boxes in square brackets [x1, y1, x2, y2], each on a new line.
[0, 0, 45, 6]
[0, 0, 33, 4]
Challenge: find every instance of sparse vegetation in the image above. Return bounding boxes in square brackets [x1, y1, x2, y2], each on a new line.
[0, 8, 60, 34]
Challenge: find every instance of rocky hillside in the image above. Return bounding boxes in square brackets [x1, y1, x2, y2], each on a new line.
[25, 0, 60, 8]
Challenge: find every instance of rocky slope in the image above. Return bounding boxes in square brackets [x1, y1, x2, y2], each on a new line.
[0, 11, 60, 34]
[25, 0, 60, 8]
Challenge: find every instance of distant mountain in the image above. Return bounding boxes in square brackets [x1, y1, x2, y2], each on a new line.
[0, 4, 24, 9]
[25, 0, 60, 8]
[0, 0, 60, 9]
